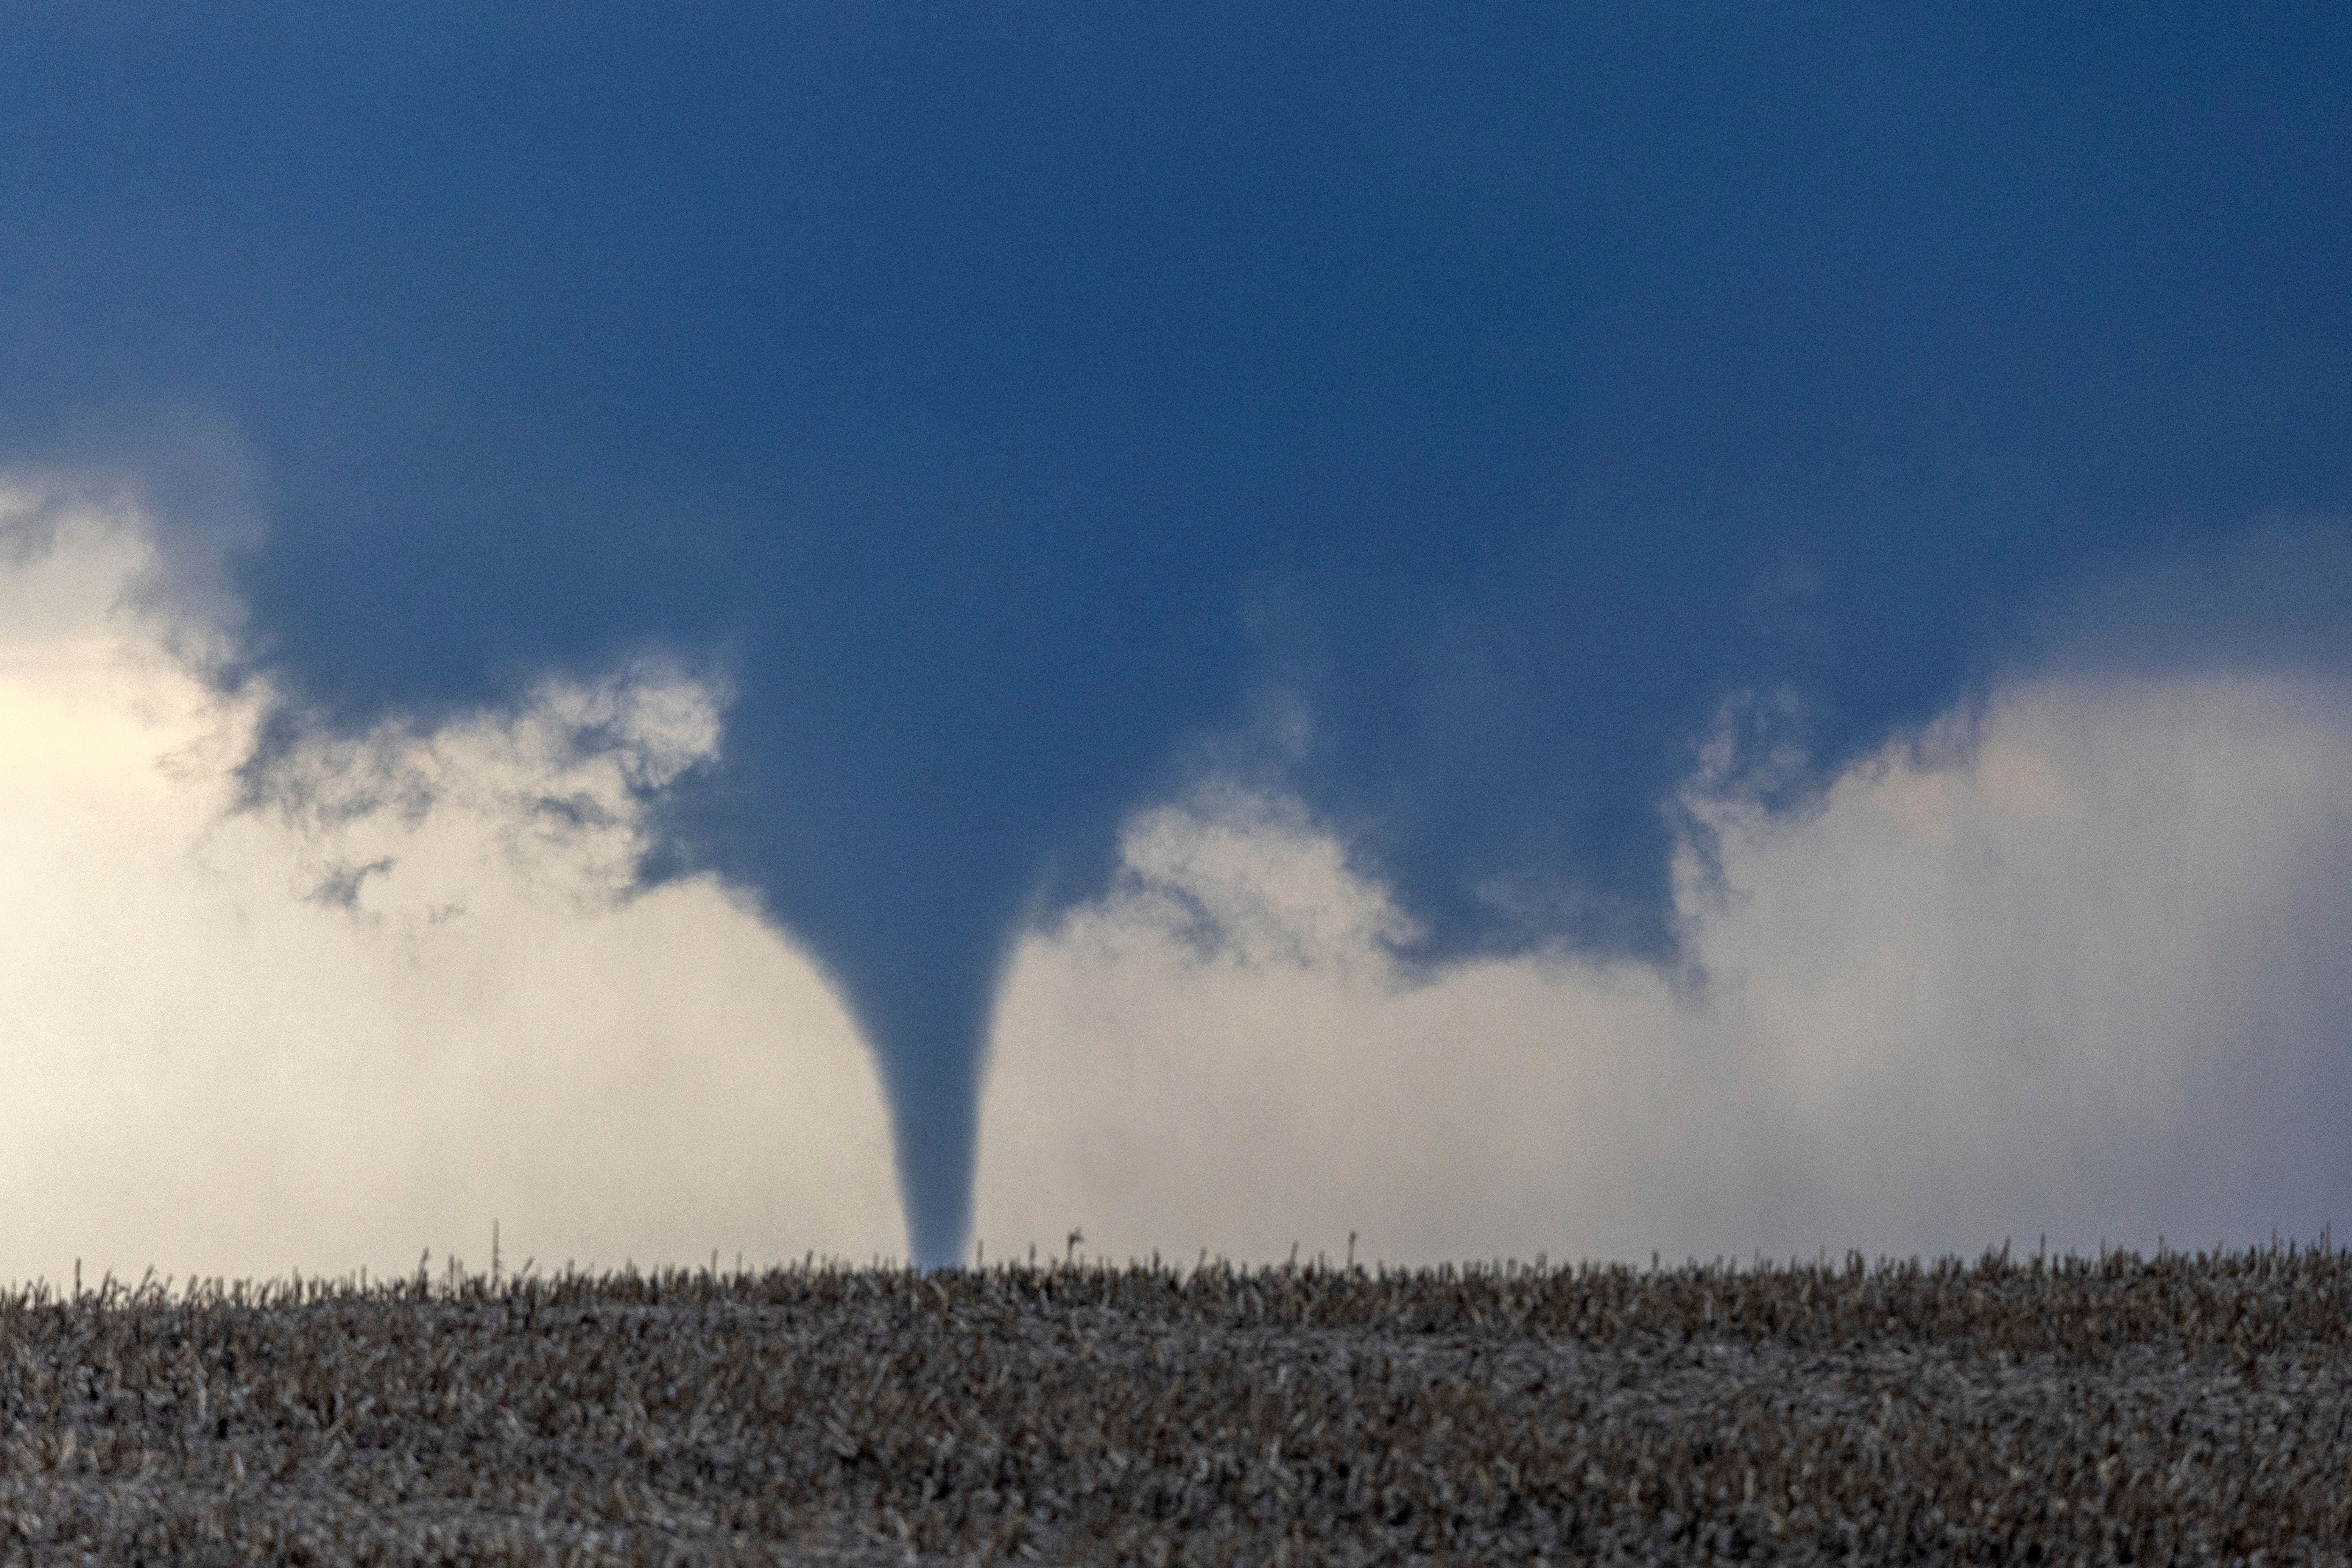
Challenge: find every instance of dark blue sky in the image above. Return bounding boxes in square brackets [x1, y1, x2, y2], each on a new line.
[4, 2, 2348, 1261]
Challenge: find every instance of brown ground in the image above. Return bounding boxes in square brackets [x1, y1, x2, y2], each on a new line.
[0, 1242, 2346, 1564]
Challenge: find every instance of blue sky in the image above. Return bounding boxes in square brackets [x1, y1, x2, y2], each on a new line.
[3, 3, 2349, 1266]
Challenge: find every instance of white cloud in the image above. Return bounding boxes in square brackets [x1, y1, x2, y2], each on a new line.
[977, 671, 2352, 1267]
[0, 483, 901, 1285]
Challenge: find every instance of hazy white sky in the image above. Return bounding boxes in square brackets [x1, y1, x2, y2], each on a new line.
[5, 477, 2350, 1280]
[983, 673, 2352, 1266]
[0, 483, 900, 1284]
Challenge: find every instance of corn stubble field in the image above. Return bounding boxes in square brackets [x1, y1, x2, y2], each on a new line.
[0, 1243, 2346, 1565]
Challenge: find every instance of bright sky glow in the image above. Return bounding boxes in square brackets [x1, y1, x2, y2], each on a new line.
[0, 508, 899, 1284]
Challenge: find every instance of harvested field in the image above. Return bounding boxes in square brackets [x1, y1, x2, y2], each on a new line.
[0, 1242, 2347, 1564]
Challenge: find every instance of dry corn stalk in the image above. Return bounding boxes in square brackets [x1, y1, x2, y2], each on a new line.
[0, 1240, 2344, 1563]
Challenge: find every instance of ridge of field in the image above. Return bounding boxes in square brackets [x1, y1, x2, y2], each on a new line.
[0, 1243, 2346, 1564]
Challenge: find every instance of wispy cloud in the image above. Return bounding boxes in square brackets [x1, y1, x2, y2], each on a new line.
[0, 480, 899, 1284]
[979, 666, 2352, 1267]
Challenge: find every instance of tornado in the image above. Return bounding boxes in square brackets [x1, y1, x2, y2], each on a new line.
[3, 3, 2347, 1264]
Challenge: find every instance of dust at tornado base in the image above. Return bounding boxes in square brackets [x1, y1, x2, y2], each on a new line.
[0, 1244, 2345, 1564]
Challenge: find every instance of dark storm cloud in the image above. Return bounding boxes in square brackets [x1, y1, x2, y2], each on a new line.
[3, 2, 2348, 1261]
[2021, 523, 2352, 680]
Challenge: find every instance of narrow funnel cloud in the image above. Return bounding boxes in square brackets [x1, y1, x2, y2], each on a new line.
[2, 6, 2350, 1261]
[747, 865, 1014, 1265]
